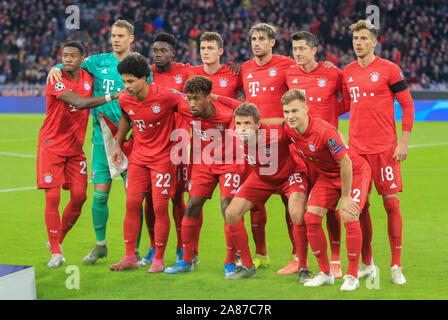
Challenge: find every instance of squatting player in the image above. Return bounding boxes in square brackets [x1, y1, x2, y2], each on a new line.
[343, 20, 415, 284]
[282, 89, 371, 291]
[47, 20, 153, 264]
[224, 103, 310, 281]
[164, 76, 243, 276]
[39, 41, 121, 268]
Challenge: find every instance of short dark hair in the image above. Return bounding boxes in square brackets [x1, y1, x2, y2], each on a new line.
[200, 32, 223, 49]
[234, 103, 260, 123]
[290, 31, 318, 48]
[154, 32, 176, 49]
[62, 41, 85, 56]
[117, 54, 150, 79]
[249, 23, 277, 40]
[183, 76, 213, 95]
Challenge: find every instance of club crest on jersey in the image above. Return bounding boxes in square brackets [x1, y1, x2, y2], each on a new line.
[219, 78, 228, 88]
[174, 74, 183, 84]
[44, 173, 53, 184]
[317, 77, 327, 88]
[84, 82, 91, 91]
[308, 143, 316, 152]
[370, 72, 380, 82]
[216, 123, 224, 131]
[152, 104, 161, 114]
[268, 67, 278, 77]
[55, 82, 65, 91]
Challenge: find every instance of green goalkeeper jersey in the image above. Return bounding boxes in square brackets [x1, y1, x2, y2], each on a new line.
[55, 52, 153, 145]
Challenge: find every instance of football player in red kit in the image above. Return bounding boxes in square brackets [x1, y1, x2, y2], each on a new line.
[342, 20, 415, 284]
[39, 41, 121, 268]
[282, 89, 371, 291]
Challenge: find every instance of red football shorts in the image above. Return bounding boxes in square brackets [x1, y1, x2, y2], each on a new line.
[175, 163, 189, 195]
[36, 144, 88, 189]
[236, 167, 308, 205]
[351, 153, 372, 210]
[360, 145, 403, 195]
[188, 163, 246, 199]
[126, 161, 176, 199]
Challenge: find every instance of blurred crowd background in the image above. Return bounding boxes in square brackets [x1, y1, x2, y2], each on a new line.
[0, 0, 446, 96]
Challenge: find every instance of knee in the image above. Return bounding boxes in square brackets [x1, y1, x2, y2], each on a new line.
[304, 211, 323, 229]
[225, 205, 240, 226]
[93, 190, 109, 206]
[186, 198, 204, 218]
[341, 211, 359, 223]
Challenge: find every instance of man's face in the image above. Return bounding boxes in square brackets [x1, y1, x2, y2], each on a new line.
[121, 74, 146, 96]
[111, 26, 134, 54]
[352, 29, 377, 58]
[153, 41, 174, 68]
[251, 30, 275, 58]
[61, 46, 83, 72]
[200, 40, 223, 65]
[292, 39, 317, 66]
[283, 99, 308, 129]
[186, 92, 210, 117]
[234, 115, 259, 143]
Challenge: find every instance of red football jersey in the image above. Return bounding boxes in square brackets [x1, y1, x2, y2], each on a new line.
[187, 65, 243, 99]
[284, 117, 347, 174]
[241, 55, 295, 119]
[118, 84, 184, 166]
[177, 96, 241, 164]
[286, 62, 343, 128]
[151, 62, 190, 92]
[236, 123, 304, 182]
[342, 56, 412, 154]
[39, 69, 93, 156]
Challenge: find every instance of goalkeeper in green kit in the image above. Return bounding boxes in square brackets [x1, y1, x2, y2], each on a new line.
[47, 20, 153, 264]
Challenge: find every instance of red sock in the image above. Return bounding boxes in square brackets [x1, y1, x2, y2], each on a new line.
[293, 222, 308, 269]
[250, 205, 267, 255]
[193, 210, 203, 256]
[172, 193, 186, 249]
[59, 185, 86, 244]
[359, 203, 373, 265]
[153, 197, 170, 260]
[305, 212, 330, 274]
[326, 209, 341, 262]
[344, 220, 362, 278]
[224, 222, 236, 265]
[124, 194, 144, 256]
[285, 207, 296, 255]
[45, 188, 61, 254]
[229, 220, 253, 268]
[144, 195, 155, 249]
[181, 216, 201, 264]
[384, 197, 403, 266]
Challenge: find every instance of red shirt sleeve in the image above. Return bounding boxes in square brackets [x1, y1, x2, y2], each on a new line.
[45, 81, 70, 99]
[324, 127, 347, 161]
[388, 64, 415, 132]
[216, 95, 241, 110]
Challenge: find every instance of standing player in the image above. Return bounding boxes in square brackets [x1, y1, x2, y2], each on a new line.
[285, 31, 352, 278]
[139, 32, 191, 266]
[47, 20, 153, 264]
[240, 23, 307, 272]
[164, 76, 243, 275]
[343, 20, 415, 284]
[282, 89, 369, 291]
[224, 103, 310, 281]
[39, 41, 121, 268]
[109, 55, 182, 272]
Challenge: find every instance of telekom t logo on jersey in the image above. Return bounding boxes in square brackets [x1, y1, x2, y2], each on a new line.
[134, 119, 146, 132]
[103, 79, 115, 94]
[248, 82, 260, 97]
[349, 86, 360, 103]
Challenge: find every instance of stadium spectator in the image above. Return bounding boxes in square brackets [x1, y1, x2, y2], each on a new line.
[0, 0, 446, 95]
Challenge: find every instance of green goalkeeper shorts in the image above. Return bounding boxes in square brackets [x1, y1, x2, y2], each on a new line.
[91, 143, 126, 184]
